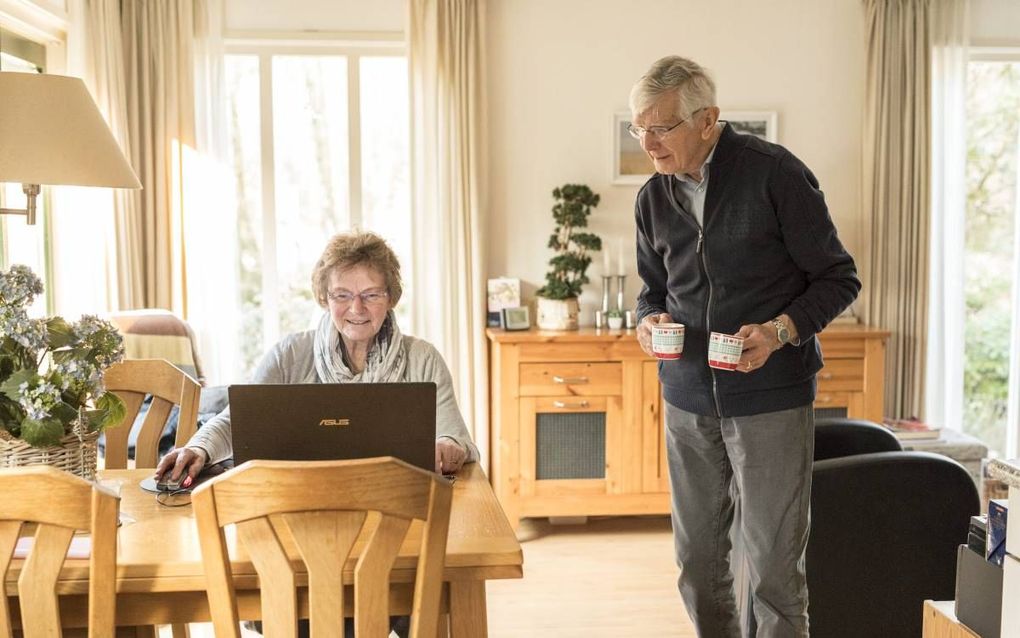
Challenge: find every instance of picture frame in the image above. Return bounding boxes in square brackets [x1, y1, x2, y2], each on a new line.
[721, 110, 778, 143]
[501, 306, 531, 331]
[487, 277, 521, 328]
[611, 111, 656, 185]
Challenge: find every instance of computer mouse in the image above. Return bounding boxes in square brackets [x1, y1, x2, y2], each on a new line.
[156, 475, 183, 492]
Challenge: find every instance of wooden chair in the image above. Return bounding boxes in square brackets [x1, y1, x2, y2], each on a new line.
[103, 358, 199, 638]
[192, 457, 454, 638]
[102, 358, 201, 469]
[0, 465, 119, 637]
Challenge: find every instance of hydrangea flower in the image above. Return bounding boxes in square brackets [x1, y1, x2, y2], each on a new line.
[0, 265, 126, 448]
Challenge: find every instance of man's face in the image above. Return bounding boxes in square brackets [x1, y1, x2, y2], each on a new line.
[632, 92, 711, 176]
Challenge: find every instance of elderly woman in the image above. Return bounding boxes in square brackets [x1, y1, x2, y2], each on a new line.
[156, 231, 478, 486]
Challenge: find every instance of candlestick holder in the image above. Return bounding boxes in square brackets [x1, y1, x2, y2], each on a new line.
[597, 276, 612, 329]
[615, 274, 627, 313]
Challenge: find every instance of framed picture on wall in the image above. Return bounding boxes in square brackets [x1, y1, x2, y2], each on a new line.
[611, 111, 656, 185]
[721, 110, 778, 142]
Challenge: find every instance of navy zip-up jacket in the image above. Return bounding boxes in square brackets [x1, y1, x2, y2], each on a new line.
[635, 124, 861, 418]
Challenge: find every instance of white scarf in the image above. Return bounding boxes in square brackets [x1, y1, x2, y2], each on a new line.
[312, 310, 407, 383]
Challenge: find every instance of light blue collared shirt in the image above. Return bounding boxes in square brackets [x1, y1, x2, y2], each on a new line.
[672, 124, 724, 227]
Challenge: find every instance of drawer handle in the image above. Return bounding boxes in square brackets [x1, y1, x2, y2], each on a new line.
[553, 375, 589, 384]
[818, 372, 833, 380]
[816, 395, 832, 404]
[553, 400, 590, 409]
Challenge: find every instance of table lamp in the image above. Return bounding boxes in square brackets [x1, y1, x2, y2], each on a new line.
[0, 71, 141, 225]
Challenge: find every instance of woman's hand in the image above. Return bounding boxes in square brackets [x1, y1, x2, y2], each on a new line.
[435, 438, 468, 475]
[154, 447, 208, 488]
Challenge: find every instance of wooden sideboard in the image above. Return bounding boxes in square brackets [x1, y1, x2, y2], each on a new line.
[486, 324, 889, 528]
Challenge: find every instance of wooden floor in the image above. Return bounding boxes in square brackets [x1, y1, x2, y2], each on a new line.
[487, 515, 696, 638]
[164, 515, 695, 637]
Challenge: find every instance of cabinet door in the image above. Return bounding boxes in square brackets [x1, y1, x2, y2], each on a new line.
[642, 361, 671, 493]
[519, 395, 626, 497]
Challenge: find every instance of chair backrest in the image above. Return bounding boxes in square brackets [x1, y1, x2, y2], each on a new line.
[103, 359, 201, 469]
[814, 417, 902, 461]
[0, 466, 119, 637]
[108, 309, 205, 386]
[807, 451, 979, 638]
[192, 457, 453, 638]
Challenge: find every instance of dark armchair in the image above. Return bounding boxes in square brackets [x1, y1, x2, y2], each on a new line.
[814, 417, 903, 460]
[806, 451, 979, 638]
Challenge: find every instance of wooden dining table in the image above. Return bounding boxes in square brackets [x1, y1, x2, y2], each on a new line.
[6, 463, 523, 636]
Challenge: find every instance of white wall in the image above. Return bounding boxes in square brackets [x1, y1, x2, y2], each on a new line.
[486, 0, 866, 322]
[971, 0, 1020, 45]
[224, 0, 403, 33]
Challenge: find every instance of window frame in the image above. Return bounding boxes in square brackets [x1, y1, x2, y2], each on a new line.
[224, 33, 407, 351]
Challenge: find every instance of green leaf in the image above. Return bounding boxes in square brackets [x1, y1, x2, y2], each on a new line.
[45, 317, 75, 349]
[20, 416, 65, 447]
[87, 392, 127, 433]
[0, 369, 37, 401]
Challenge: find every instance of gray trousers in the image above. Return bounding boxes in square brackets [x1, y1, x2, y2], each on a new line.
[664, 402, 814, 638]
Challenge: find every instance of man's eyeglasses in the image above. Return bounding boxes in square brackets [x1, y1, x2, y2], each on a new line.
[628, 107, 707, 140]
[326, 290, 390, 306]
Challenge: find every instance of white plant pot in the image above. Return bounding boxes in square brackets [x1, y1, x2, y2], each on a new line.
[607, 316, 624, 330]
[536, 296, 580, 330]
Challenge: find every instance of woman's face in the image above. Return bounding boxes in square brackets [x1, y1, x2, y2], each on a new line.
[326, 264, 393, 351]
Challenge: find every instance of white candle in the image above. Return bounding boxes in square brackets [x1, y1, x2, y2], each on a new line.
[603, 246, 612, 273]
[617, 239, 627, 275]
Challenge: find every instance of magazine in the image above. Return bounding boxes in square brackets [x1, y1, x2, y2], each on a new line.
[882, 417, 942, 440]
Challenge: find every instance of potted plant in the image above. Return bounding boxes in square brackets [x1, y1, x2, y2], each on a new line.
[535, 184, 602, 330]
[0, 265, 126, 480]
[605, 309, 624, 330]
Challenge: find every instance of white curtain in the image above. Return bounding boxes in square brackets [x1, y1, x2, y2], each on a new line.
[1007, 125, 1020, 458]
[408, 0, 489, 465]
[55, 0, 132, 317]
[183, 0, 240, 385]
[925, 0, 969, 430]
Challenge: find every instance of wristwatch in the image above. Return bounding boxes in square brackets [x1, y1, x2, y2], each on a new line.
[770, 317, 792, 347]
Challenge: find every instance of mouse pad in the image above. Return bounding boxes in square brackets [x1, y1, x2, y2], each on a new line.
[138, 462, 231, 494]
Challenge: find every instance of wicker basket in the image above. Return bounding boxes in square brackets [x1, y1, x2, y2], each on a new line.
[0, 423, 99, 481]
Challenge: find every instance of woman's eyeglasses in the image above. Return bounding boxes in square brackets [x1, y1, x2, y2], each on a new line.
[326, 290, 390, 306]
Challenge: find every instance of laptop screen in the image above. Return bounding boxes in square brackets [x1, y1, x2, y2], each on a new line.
[228, 382, 437, 472]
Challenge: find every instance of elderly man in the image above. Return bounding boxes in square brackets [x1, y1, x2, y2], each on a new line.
[630, 56, 860, 637]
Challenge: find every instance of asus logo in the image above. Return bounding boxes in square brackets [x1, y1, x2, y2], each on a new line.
[318, 418, 351, 427]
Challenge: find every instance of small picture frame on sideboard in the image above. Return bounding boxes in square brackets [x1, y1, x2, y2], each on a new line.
[501, 306, 531, 331]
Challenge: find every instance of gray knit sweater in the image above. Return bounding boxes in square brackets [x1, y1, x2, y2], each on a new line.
[187, 330, 479, 465]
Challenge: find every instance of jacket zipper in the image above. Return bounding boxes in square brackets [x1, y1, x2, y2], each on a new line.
[680, 219, 723, 418]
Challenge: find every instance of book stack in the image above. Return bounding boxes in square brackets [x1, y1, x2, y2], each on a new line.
[882, 417, 942, 440]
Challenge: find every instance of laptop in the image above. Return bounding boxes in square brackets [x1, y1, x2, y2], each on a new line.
[228, 382, 437, 472]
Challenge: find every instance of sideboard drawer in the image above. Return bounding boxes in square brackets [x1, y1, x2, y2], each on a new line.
[817, 359, 865, 392]
[519, 362, 622, 396]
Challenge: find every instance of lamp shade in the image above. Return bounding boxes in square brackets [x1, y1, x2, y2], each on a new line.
[0, 71, 141, 189]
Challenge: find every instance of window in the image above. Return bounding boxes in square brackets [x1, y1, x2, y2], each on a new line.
[962, 52, 1020, 456]
[0, 29, 51, 315]
[225, 43, 411, 375]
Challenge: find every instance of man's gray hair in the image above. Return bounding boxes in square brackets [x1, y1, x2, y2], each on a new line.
[630, 56, 717, 120]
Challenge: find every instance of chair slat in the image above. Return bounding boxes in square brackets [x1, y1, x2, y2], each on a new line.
[410, 480, 453, 638]
[238, 518, 298, 638]
[103, 391, 146, 469]
[19, 524, 74, 636]
[88, 486, 119, 638]
[285, 510, 366, 638]
[0, 520, 22, 638]
[356, 514, 410, 638]
[134, 397, 173, 468]
[192, 484, 241, 638]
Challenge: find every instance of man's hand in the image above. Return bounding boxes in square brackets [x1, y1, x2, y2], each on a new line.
[435, 438, 468, 475]
[637, 312, 673, 357]
[735, 322, 781, 374]
[154, 447, 208, 489]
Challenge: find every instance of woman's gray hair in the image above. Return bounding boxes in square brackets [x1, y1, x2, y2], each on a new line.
[630, 56, 717, 120]
[311, 231, 403, 308]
